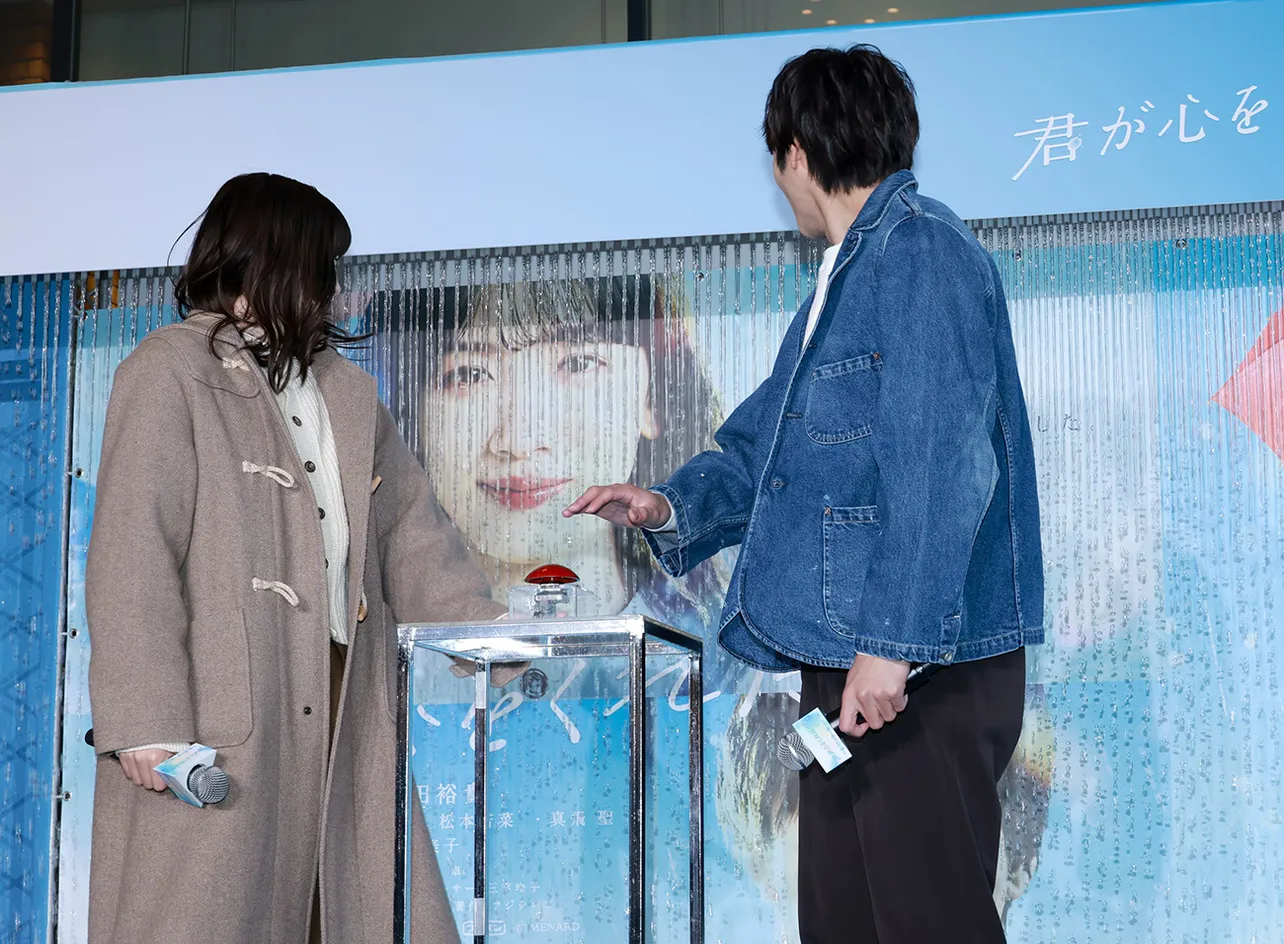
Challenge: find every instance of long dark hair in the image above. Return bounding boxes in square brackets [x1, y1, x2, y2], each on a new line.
[715, 692, 800, 894]
[175, 172, 362, 392]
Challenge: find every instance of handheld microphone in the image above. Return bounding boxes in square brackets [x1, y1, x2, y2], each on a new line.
[85, 729, 230, 805]
[152, 745, 231, 806]
[775, 662, 945, 771]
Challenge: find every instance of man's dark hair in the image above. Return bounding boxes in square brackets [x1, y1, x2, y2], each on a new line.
[175, 172, 361, 393]
[763, 44, 919, 193]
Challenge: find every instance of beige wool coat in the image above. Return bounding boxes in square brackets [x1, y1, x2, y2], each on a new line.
[86, 313, 503, 943]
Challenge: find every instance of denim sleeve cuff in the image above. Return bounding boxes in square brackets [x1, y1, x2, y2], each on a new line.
[644, 493, 679, 533]
[641, 484, 690, 577]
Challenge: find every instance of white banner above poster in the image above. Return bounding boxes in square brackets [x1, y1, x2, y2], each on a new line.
[0, 0, 1280, 276]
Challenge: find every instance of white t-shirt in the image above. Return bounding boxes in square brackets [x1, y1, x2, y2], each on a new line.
[803, 243, 842, 347]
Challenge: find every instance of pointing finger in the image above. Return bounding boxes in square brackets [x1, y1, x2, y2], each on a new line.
[563, 487, 599, 516]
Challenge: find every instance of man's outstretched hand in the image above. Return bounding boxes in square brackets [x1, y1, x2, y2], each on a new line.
[564, 484, 671, 530]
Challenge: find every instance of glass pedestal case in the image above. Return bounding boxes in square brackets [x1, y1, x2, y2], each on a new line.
[395, 616, 704, 944]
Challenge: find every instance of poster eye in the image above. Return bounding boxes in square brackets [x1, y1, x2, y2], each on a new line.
[559, 354, 607, 375]
[445, 365, 492, 387]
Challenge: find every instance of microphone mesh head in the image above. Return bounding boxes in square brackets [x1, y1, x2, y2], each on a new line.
[775, 732, 813, 772]
[189, 765, 230, 804]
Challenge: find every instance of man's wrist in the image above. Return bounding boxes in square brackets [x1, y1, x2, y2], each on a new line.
[644, 493, 678, 533]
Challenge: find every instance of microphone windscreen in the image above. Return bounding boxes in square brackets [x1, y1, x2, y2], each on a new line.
[776, 732, 813, 772]
[189, 764, 230, 804]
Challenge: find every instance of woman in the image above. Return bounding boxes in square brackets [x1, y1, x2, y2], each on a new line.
[365, 276, 734, 935]
[85, 173, 502, 943]
[406, 275, 732, 680]
[414, 276, 741, 934]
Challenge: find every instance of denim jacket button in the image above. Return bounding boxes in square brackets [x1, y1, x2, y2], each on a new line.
[824, 506, 832, 516]
[942, 652, 954, 663]
[771, 479, 785, 489]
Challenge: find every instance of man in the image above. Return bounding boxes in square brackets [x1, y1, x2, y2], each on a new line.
[566, 44, 1043, 943]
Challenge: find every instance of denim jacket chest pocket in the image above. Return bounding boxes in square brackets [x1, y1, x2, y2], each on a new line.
[803, 351, 883, 444]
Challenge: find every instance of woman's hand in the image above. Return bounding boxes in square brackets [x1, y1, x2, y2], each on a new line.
[563, 484, 671, 529]
[118, 748, 175, 792]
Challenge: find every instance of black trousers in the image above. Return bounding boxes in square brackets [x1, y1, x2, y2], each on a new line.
[798, 648, 1025, 944]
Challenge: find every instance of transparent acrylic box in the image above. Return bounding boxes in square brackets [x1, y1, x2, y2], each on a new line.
[395, 615, 704, 944]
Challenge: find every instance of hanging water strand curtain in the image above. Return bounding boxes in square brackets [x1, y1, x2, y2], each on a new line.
[9, 203, 1282, 942]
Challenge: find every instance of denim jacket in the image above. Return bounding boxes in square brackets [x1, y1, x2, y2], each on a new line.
[644, 171, 1044, 671]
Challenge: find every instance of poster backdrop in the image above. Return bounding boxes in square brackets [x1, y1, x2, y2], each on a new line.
[41, 202, 1284, 941]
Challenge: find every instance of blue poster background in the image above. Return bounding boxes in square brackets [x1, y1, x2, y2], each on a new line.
[0, 279, 71, 944]
[29, 220, 1284, 942]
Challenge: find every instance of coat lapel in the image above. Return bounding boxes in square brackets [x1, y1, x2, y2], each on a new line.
[312, 349, 378, 633]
